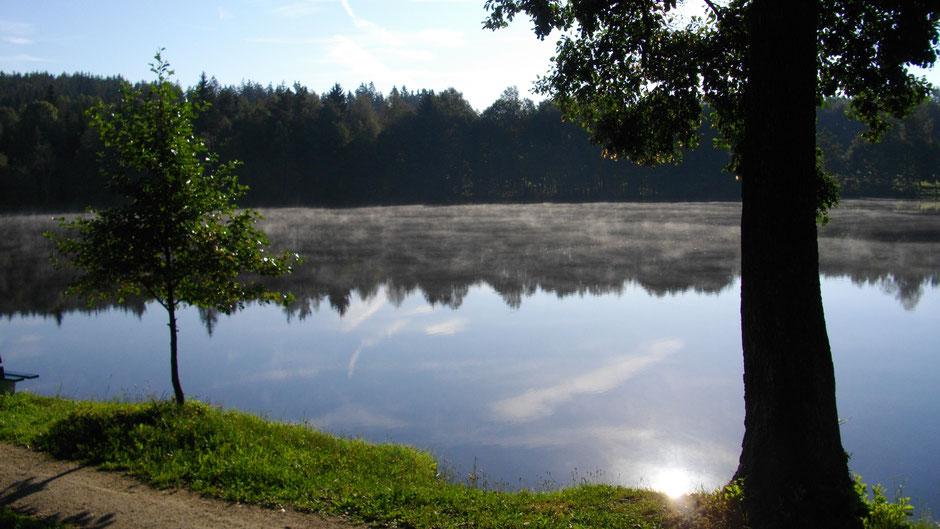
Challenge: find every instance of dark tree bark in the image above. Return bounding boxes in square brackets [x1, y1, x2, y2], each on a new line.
[168, 300, 185, 406]
[734, 1, 865, 527]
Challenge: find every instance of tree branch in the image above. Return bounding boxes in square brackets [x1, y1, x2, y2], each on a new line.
[702, 0, 722, 20]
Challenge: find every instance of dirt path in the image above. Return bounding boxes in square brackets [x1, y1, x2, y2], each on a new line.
[0, 443, 364, 529]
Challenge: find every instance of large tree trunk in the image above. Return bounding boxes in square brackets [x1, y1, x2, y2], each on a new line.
[734, 1, 864, 527]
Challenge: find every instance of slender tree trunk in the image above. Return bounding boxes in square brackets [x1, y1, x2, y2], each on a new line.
[734, 1, 864, 527]
[167, 300, 185, 405]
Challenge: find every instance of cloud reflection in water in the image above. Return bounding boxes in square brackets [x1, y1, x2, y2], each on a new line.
[348, 319, 408, 378]
[425, 318, 467, 336]
[341, 295, 386, 331]
[312, 403, 408, 432]
[491, 339, 683, 422]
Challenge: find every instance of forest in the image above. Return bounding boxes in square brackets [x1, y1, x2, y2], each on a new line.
[1, 71, 938, 211]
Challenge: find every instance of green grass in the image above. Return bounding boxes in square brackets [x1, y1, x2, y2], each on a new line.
[0, 507, 71, 529]
[0, 393, 674, 528]
[0, 393, 934, 529]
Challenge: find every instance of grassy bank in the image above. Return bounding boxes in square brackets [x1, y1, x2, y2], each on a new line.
[0, 393, 931, 529]
[0, 393, 683, 528]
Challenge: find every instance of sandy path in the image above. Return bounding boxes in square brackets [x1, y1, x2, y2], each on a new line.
[0, 443, 364, 529]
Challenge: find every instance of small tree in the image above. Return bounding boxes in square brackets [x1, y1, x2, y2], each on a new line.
[47, 52, 300, 405]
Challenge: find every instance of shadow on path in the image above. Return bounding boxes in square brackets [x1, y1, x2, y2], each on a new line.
[1, 464, 117, 528]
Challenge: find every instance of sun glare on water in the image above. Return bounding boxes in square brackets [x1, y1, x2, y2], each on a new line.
[650, 468, 697, 499]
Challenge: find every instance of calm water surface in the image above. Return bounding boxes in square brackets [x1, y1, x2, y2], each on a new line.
[1, 200, 938, 514]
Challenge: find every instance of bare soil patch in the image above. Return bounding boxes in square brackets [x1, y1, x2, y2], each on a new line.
[0, 443, 363, 529]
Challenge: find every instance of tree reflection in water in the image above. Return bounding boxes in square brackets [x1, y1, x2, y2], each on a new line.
[2, 200, 938, 322]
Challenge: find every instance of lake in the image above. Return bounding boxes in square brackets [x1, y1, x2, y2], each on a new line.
[1, 200, 938, 515]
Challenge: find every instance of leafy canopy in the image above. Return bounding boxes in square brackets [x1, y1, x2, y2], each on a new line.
[485, 0, 938, 160]
[47, 51, 299, 315]
[484, 0, 940, 219]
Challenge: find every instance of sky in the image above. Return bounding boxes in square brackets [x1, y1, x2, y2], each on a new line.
[0, 0, 560, 111]
[2, 1, 939, 112]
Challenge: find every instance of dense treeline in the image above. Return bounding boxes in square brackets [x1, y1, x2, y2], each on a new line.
[1, 71, 937, 211]
[817, 96, 940, 197]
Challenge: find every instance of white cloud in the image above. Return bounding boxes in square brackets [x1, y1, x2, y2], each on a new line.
[254, 366, 319, 381]
[476, 425, 657, 449]
[2, 36, 32, 45]
[313, 404, 407, 430]
[326, 35, 392, 77]
[386, 47, 436, 62]
[347, 347, 363, 378]
[0, 54, 49, 63]
[341, 294, 386, 331]
[425, 318, 467, 336]
[340, 0, 370, 29]
[490, 339, 683, 422]
[347, 319, 408, 377]
[407, 305, 435, 316]
[218, 7, 234, 20]
[0, 20, 33, 35]
[370, 27, 407, 48]
[415, 29, 465, 47]
[339, 1, 405, 47]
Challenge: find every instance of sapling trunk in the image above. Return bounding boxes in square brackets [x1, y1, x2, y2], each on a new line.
[168, 302, 185, 405]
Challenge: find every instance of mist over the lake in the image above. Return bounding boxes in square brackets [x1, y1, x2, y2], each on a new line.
[4, 199, 938, 319]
